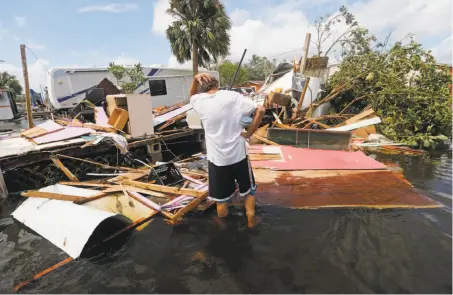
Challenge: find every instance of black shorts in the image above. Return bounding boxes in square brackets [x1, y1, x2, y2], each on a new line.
[208, 156, 257, 203]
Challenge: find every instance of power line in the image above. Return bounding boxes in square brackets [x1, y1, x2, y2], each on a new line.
[25, 45, 40, 61]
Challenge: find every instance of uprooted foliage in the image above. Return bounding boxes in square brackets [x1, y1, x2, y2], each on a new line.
[323, 39, 452, 149]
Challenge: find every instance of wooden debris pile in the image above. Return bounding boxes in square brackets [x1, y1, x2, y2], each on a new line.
[248, 56, 424, 156]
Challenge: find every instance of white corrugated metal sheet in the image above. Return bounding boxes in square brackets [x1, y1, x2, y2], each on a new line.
[12, 184, 119, 258]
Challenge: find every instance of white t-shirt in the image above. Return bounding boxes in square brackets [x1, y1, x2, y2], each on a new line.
[190, 90, 257, 166]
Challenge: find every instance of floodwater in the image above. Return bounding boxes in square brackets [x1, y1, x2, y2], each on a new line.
[0, 152, 451, 293]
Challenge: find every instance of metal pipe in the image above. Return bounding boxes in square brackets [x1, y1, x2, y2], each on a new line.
[228, 49, 247, 90]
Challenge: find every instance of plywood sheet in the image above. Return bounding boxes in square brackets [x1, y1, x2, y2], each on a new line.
[33, 127, 94, 145]
[254, 170, 441, 209]
[250, 145, 387, 170]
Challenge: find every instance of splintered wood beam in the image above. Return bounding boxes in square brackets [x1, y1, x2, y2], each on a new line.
[107, 171, 150, 183]
[73, 192, 111, 205]
[122, 179, 205, 197]
[252, 134, 279, 146]
[55, 119, 117, 133]
[58, 181, 115, 188]
[51, 156, 79, 182]
[104, 184, 169, 199]
[56, 154, 138, 172]
[170, 190, 209, 221]
[21, 191, 84, 202]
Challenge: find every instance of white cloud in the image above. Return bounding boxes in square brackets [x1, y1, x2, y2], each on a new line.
[230, 9, 250, 26]
[0, 59, 49, 91]
[78, 3, 138, 13]
[27, 40, 46, 51]
[113, 54, 139, 65]
[350, 0, 452, 40]
[14, 16, 26, 27]
[168, 55, 192, 68]
[151, 0, 175, 36]
[430, 35, 452, 64]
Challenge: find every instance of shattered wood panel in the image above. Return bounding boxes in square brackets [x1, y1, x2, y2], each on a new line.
[255, 170, 441, 209]
[267, 128, 352, 150]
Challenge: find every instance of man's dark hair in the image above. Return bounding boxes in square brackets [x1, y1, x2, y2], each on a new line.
[198, 77, 220, 93]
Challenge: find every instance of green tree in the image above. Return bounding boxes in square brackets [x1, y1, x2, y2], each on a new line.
[326, 38, 452, 149]
[166, 0, 232, 75]
[245, 55, 276, 81]
[107, 63, 147, 94]
[0, 72, 23, 96]
[217, 60, 248, 87]
[312, 6, 376, 57]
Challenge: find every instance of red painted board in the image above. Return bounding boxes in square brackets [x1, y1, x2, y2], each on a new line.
[250, 145, 387, 170]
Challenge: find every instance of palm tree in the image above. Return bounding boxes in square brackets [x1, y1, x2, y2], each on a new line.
[0, 72, 22, 96]
[166, 0, 231, 75]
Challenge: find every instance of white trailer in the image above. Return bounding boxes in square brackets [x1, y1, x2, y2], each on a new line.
[46, 66, 219, 110]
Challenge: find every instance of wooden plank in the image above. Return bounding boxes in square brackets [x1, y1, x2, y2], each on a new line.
[56, 154, 139, 172]
[272, 111, 283, 124]
[73, 192, 111, 205]
[249, 154, 282, 161]
[21, 191, 84, 202]
[104, 184, 169, 199]
[170, 191, 209, 221]
[180, 170, 208, 178]
[58, 181, 115, 188]
[328, 117, 381, 132]
[51, 156, 79, 182]
[252, 134, 279, 146]
[336, 108, 375, 127]
[275, 123, 294, 129]
[122, 179, 205, 197]
[55, 119, 117, 133]
[107, 171, 149, 183]
[294, 77, 311, 116]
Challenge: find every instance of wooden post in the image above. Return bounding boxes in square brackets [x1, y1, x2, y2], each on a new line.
[294, 77, 311, 116]
[300, 33, 311, 74]
[20, 44, 33, 129]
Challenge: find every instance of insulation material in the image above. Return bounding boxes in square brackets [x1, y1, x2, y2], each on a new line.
[33, 127, 94, 145]
[250, 145, 387, 170]
[11, 184, 119, 258]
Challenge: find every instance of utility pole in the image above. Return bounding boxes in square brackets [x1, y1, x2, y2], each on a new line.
[20, 44, 33, 128]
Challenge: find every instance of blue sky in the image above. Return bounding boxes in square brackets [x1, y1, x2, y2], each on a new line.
[0, 0, 451, 89]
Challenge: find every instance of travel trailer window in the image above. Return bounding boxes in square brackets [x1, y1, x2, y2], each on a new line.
[149, 80, 167, 96]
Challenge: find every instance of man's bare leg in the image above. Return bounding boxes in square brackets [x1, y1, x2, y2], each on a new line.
[245, 194, 259, 228]
[217, 202, 229, 217]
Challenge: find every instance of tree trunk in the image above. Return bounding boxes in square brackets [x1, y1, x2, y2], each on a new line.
[192, 41, 198, 75]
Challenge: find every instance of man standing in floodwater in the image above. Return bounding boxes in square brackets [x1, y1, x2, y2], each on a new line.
[189, 73, 265, 228]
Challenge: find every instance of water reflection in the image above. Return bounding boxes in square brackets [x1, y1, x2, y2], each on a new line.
[0, 152, 451, 293]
